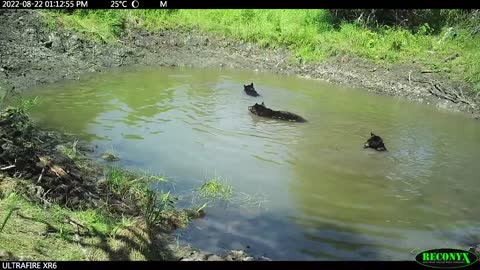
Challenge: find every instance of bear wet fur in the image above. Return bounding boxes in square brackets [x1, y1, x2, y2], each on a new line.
[364, 133, 387, 151]
[244, 83, 260, 97]
[248, 102, 307, 123]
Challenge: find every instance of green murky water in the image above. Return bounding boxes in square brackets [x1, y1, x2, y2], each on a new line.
[26, 67, 480, 260]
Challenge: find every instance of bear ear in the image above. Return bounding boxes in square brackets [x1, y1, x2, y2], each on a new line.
[370, 132, 375, 137]
[250, 82, 254, 86]
[261, 102, 265, 106]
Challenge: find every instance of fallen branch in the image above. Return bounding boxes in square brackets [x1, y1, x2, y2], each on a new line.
[428, 82, 458, 104]
[0, 165, 15, 170]
[43, 188, 52, 198]
[78, 62, 93, 70]
[37, 167, 46, 183]
[444, 53, 459, 62]
[427, 81, 478, 109]
[38, 156, 74, 182]
[421, 69, 442, 74]
[274, 56, 288, 68]
[64, 216, 88, 231]
[474, 91, 480, 100]
[2, 138, 13, 144]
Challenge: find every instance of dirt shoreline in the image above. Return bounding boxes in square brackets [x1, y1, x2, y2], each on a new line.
[1, 10, 480, 119]
[0, 106, 268, 261]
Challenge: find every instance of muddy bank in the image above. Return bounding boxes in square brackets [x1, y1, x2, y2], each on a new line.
[0, 105, 268, 261]
[1, 10, 479, 119]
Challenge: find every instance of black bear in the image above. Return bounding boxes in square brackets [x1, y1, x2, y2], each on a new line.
[244, 82, 260, 97]
[364, 133, 387, 151]
[248, 102, 307, 123]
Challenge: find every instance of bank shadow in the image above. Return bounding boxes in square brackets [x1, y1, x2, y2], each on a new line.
[16, 212, 178, 261]
[177, 206, 388, 261]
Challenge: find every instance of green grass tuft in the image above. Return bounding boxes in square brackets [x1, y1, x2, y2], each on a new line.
[104, 166, 146, 197]
[7, 96, 42, 115]
[101, 146, 120, 161]
[190, 176, 267, 210]
[0, 195, 18, 234]
[58, 140, 82, 161]
[103, 166, 177, 228]
[196, 177, 233, 201]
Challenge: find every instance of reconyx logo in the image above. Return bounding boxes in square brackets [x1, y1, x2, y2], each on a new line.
[415, 248, 478, 269]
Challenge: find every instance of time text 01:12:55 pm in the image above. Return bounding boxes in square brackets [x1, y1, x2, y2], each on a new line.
[1, 0, 88, 8]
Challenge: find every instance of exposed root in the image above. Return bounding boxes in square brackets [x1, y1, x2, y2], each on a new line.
[412, 78, 478, 111]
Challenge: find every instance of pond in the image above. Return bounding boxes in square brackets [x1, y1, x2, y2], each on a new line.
[26, 67, 480, 260]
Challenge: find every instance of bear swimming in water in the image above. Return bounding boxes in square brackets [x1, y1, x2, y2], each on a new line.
[364, 132, 387, 151]
[244, 83, 260, 97]
[248, 102, 307, 123]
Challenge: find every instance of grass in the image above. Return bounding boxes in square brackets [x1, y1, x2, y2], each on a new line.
[196, 177, 233, 201]
[6, 96, 42, 115]
[0, 190, 178, 260]
[58, 140, 82, 161]
[103, 166, 159, 198]
[103, 166, 180, 228]
[41, 10, 480, 91]
[0, 168, 185, 260]
[189, 174, 268, 209]
[18, 96, 41, 111]
[0, 195, 18, 234]
[0, 191, 116, 260]
[101, 146, 120, 161]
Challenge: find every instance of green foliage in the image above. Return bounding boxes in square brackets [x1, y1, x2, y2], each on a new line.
[8, 97, 41, 114]
[0, 195, 18, 234]
[196, 177, 233, 201]
[58, 140, 81, 161]
[101, 146, 120, 161]
[41, 9, 480, 91]
[104, 166, 176, 227]
[144, 190, 177, 228]
[0, 192, 138, 260]
[190, 175, 267, 210]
